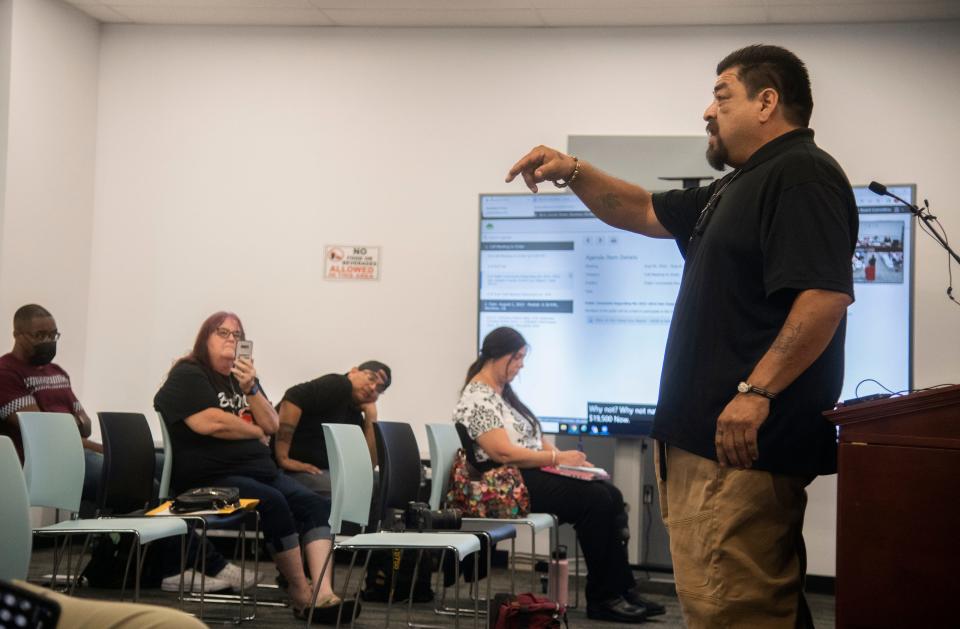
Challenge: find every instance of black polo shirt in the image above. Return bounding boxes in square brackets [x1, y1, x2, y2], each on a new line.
[279, 373, 362, 469]
[651, 128, 857, 476]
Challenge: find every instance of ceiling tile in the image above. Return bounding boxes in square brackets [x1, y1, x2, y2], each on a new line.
[107, 0, 315, 8]
[107, 5, 335, 25]
[75, 3, 135, 22]
[309, 0, 534, 8]
[322, 8, 545, 26]
[538, 6, 769, 26]
[767, 2, 960, 22]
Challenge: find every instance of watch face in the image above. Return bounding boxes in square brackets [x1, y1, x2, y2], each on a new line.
[737, 382, 750, 393]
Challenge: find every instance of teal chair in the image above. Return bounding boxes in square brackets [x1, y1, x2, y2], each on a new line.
[17, 412, 188, 601]
[0, 437, 32, 581]
[308, 423, 483, 628]
[427, 423, 562, 590]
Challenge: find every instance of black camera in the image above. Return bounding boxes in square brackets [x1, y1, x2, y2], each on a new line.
[403, 501, 462, 532]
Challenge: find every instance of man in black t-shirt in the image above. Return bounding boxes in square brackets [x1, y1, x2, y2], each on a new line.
[274, 361, 391, 495]
[507, 46, 854, 628]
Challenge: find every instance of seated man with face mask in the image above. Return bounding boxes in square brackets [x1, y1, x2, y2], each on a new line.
[0, 304, 103, 506]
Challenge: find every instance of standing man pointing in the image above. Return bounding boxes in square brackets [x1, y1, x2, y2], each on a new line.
[507, 45, 857, 628]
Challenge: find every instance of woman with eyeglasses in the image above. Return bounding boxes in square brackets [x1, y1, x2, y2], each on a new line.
[453, 326, 664, 624]
[154, 311, 354, 623]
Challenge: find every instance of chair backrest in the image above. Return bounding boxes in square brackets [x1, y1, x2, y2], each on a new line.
[17, 411, 85, 512]
[157, 413, 173, 500]
[374, 422, 423, 516]
[426, 423, 461, 510]
[0, 436, 32, 581]
[324, 423, 374, 534]
[455, 422, 497, 473]
[98, 412, 157, 514]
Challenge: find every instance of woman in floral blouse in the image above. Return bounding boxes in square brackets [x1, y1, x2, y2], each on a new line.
[453, 327, 661, 624]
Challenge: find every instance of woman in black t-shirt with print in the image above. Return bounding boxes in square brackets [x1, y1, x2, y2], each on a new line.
[154, 311, 354, 623]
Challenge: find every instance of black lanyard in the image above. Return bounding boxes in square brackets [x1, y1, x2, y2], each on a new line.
[689, 169, 741, 244]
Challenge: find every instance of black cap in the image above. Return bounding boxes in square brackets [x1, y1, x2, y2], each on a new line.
[358, 360, 391, 391]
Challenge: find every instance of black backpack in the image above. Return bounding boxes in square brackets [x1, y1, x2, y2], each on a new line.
[361, 549, 434, 603]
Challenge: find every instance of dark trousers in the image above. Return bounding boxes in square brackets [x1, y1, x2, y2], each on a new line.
[520, 469, 636, 604]
[209, 473, 332, 554]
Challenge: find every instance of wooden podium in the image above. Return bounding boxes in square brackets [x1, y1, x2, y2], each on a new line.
[825, 385, 960, 629]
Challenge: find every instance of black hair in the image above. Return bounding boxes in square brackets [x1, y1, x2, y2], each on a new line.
[358, 360, 392, 390]
[464, 327, 539, 430]
[13, 304, 52, 331]
[717, 44, 813, 127]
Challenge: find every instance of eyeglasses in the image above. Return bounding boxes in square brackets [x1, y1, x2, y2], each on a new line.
[362, 369, 388, 394]
[24, 331, 61, 342]
[213, 327, 242, 341]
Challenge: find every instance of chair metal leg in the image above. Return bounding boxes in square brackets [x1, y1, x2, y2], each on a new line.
[453, 551, 460, 629]
[334, 549, 361, 629]
[405, 549, 424, 627]
[120, 534, 136, 601]
[306, 548, 335, 628]
[49, 535, 68, 591]
[433, 549, 446, 613]
[384, 549, 402, 627]
[133, 535, 142, 601]
[529, 522, 536, 592]
[473, 552, 479, 629]
[348, 549, 373, 629]
[510, 537, 516, 595]
[68, 534, 94, 596]
[180, 535, 186, 608]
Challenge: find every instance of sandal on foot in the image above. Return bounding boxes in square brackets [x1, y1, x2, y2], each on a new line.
[293, 599, 359, 625]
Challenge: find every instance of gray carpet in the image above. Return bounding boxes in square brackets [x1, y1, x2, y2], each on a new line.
[28, 548, 835, 627]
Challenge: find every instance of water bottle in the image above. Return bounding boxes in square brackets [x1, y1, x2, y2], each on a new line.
[547, 545, 569, 606]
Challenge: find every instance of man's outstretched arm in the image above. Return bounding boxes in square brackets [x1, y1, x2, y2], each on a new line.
[506, 145, 671, 238]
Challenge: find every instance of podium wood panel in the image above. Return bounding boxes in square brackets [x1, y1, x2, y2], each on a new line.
[826, 385, 960, 629]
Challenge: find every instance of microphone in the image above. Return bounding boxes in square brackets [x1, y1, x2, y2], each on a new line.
[869, 179, 960, 288]
[868, 181, 916, 213]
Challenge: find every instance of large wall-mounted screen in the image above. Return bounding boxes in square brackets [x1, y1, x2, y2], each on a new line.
[478, 186, 914, 437]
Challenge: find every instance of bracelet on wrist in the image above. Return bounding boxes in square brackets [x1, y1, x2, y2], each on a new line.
[553, 157, 581, 188]
[551, 450, 557, 466]
[247, 381, 260, 397]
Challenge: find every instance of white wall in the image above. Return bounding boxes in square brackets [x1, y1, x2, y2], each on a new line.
[0, 0, 99, 392]
[0, 0, 12, 239]
[76, 21, 960, 576]
[0, 0, 99, 527]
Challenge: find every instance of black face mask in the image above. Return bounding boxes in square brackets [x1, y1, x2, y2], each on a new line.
[29, 342, 57, 366]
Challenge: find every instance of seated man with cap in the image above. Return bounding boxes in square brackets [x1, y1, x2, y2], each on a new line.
[274, 361, 391, 495]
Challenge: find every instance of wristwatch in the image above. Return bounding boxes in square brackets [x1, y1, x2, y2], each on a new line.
[737, 381, 777, 400]
[247, 381, 260, 397]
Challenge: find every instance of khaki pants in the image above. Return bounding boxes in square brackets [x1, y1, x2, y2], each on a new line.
[13, 581, 207, 629]
[655, 443, 814, 629]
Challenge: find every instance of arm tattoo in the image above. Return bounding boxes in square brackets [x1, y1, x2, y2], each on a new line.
[771, 322, 803, 355]
[601, 193, 622, 212]
[276, 423, 296, 444]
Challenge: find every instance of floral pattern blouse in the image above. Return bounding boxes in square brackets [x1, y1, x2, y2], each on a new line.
[453, 382, 543, 463]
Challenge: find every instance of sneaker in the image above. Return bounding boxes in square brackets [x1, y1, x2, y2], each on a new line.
[161, 569, 232, 593]
[214, 562, 261, 591]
